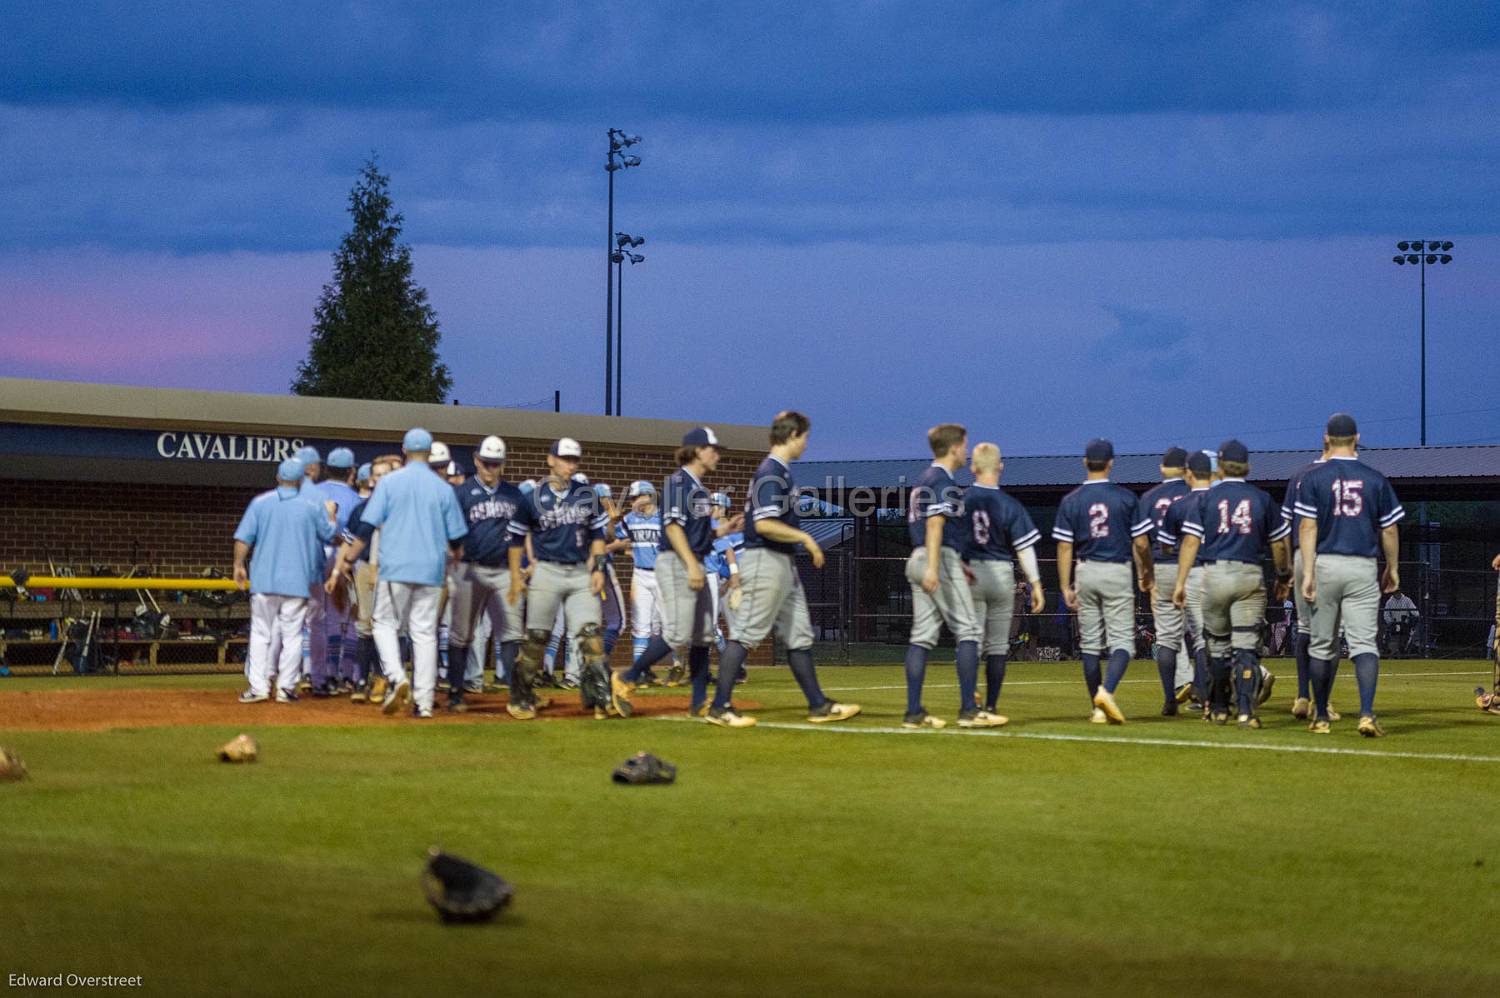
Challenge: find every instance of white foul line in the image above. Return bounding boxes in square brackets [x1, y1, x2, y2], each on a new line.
[649, 716, 1500, 763]
[817, 670, 1487, 694]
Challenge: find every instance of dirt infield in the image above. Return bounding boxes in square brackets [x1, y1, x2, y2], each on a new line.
[0, 688, 733, 732]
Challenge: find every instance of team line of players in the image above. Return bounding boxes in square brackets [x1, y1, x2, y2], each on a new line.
[231, 408, 1402, 734]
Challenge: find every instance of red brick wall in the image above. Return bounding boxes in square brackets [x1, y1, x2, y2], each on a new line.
[0, 439, 775, 667]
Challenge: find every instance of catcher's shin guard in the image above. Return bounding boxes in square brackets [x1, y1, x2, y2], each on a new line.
[577, 623, 611, 714]
[512, 629, 549, 706]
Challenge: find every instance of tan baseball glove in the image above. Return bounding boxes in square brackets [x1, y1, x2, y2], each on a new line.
[217, 733, 259, 763]
[0, 746, 29, 782]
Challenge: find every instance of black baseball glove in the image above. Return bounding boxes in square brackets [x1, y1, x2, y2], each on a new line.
[421, 850, 513, 924]
[612, 752, 676, 785]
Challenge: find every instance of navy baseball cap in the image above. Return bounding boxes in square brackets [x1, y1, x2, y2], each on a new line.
[326, 447, 355, 469]
[1085, 438, 1114, 462]
[1219, 439, 1250, 464]
[1326, 413, 1358, 436]
[682, 426, 719, 447]
[551, 437, 582, 458]
[1162, 446, 1188, 468]
[403, 427, 433, 451]
[1187, 451, 1213, 475]
[295, 446, 321, 466]
[277, 458, 305, 482]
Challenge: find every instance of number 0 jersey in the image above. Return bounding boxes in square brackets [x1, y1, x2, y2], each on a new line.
[1052, 480, 1153, 563]
[1180, 479, 1289, 564]
[961, 483, 1040, 562]
[1292, 455, 1404, 558]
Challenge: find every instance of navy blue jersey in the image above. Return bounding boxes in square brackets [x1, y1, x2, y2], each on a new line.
[1293, 456, 1404, 558]
[962, 484, 1040, 562]
[454, 477, 524, 566]
[507, 478, 609, 564]
[659, 467, 716, 558]
[343, 497, 375, 560]
[1140, 478, 1191, 554]
[743, 455, 801, 556]
[1181, 480, 1290, 563]
[906, 463, 967, 550]
[1281, 458, 1325, 523]
[1052, 481, 1153, 562]
[1157, 489, 1209, 565]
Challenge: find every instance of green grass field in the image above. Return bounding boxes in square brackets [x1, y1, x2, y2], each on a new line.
[3, 659, 1499, 997]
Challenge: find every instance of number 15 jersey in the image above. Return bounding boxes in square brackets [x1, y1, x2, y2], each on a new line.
[1292, 456, 1404, 558]
[1052, 480, 1153, 563]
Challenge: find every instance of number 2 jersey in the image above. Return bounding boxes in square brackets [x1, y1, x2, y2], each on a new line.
[1291, 456, 1404, 558]
[1180, 479, 1290, 563]
[1052, 480, 1153, 562]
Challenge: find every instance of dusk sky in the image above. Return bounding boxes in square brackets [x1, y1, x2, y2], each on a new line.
[2, 2, 1497, 459]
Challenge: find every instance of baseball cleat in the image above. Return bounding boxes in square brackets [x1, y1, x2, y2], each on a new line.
[1291, 697, 1310, 719]
[445, 700, 468, 714]
[1236, 714, 1262, 730]
[1256, 669, 1276, 708]
[381, 680, 411, 716]
[1357, 716, 1385, 738]
[369, 676, 388, 703]
[1174, 683, 1195, 705]
[593, 706, 609, 720]
[1327, 706, 1342, 722]
[1089, 708, 1108, 724]
[275, 689, 299, 704]
[296, 678, 313, 695]
[1308, 718, 1331, 734]
[415, 706, 433, 719]
[349, 684, 368, 704]
[610, 670, 635, 719]
[506, 702, 537, 721]
[902, 711, 947, 730]
[665, 663, 687, 687]
[807, 701, 862, 724]
[1092, 689, 1126, 724]
[1161, 702, 1179, 717]
[1211, 711, 1230, 726]
[533, 695, 553, 711]
[706, 707, 757, 728]
[690, 702, 709, 718]
[559, 677, 580, 691]
[238, 690, 269, 704]
[957, 708, 1008, 728]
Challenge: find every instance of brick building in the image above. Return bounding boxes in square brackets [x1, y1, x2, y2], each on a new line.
[0, 377, 774, 671]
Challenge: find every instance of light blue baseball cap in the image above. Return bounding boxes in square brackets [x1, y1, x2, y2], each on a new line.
[277, 458, 305, 482]
[403, 427, 433, 451]
[295, 446, 321, 466]
[356, 462, 373, 483]
[594, 482, 612, 499]
[326, 447, 356, 469]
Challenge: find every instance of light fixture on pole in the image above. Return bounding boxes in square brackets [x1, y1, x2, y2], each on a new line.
[612, 232, 646, 416]
[1391, 239, 1455, 446]
[605, 129, 642, 416]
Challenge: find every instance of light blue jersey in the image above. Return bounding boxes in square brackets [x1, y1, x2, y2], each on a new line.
[318, 479, 361, 534]
[617, 510, 662, 570]
[359, 462, 468, 586]
[705, 528, 743, 579]
[234, 486, 336, 597]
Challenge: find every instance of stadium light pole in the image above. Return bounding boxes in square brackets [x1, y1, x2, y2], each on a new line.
[1392, 239, 1455, 446]
[605, 130, 642, 416]
[613, 233, 646, 416]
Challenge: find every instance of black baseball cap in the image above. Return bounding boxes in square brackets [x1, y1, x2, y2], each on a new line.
[1186, 451, 1213, 476]
[1161, 446, 1188, 468]
[1219, 439, 1249, 464]
[1326, 413, 1358, 437]
[682, 426, 720, 448]
[1085, 438, 1114, 462]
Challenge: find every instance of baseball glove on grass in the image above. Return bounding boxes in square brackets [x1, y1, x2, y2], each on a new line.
[422, 849, 512, 924]
[217, 733, 259, 763]
[612, 751, 677, 785]
[0, 746, 28, 782]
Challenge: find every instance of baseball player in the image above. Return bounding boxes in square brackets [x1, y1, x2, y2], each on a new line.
[1172, 440, 1292, 727]
[611, 428, 727, 716]
[594, 481, 628, 660]
[506, 438, 612, 720]
[336, 455, 401, 703]
[1283, 442, 1333, 719]
[703, 412, 860, 727]
[963, 442, 1044, 722]
[327, 428, 467, 718]
[290, 445, 331, 694]
[705, 492, 742, 660]
[1294, 413, 1404, 736]
[443, 435, 525, 712]
[610, 480, 674, 684]
[1139, 447, 1191, 714]
[317, 447, 361, 692]
[233, 458, 336, 703]
[1053, 438, 1155, 724]
[902, 424, 990, 728]
[1157, 451, 1215, 712]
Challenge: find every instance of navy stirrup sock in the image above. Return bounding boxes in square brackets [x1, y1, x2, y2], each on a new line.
[1103, 649, 1130, 693]
[904, 644, 929, 715]
[1295, 632, 1311, 700]
[1081, 653, 1102, 701]
[787, 648, 826, 709]
[625, 635, 672, 683]
[1353, 652, 1379, 717]
[955, 640, 979, 711]
[984, 654, 1008, 711]
[1155, 647, 1178, 702]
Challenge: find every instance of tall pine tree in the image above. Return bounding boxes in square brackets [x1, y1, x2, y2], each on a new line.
[292, 159, 452, 402]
